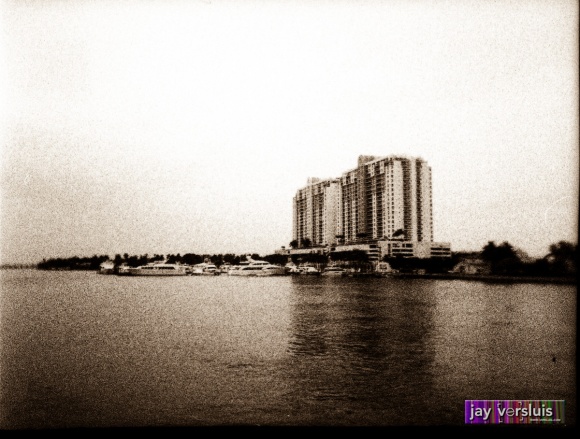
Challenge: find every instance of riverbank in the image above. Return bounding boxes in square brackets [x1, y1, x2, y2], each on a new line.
[388, 272, 577, 285]
[2, 267, 577, 285]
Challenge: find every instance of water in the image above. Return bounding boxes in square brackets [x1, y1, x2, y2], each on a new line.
[0, 269, 576, 428]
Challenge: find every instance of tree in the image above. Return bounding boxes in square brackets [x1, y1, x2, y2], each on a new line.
[481, 241, 521, 274]
[547, 241, 578, 275]
[182, 253, 203, 265]
[330, 249, 372, 272]
[126, 255, 140, 267]
[263, 254, 289, 266]
[166, 253, 183, 264]
[222, 253, 237, 264]
[549, 241, 577, 261]
[481, 241, 498, 262]
[496, 242, 517, 261]
[209, 254, 223, 265]
[301, 238, 312, 248]
[290, 252, 327, 265]
[289, 240, 298, 249]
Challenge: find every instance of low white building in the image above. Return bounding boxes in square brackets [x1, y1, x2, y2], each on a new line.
[286, 239, 451, 263]
[377, 240, 451, 259]
[330, 243, 381, 263]
[289, 247, 327, 256]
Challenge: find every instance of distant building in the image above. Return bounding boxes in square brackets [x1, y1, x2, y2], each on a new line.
[288, 240, 451, 263]
[330, 242, 381, 263]
[289, 247, 327, 256]
[378, 240, 451, 259]
[292, 177, 339, 249]
[291, 155, 450, 259]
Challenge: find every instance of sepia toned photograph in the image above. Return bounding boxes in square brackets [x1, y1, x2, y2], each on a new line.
[0, 0, 577, 432]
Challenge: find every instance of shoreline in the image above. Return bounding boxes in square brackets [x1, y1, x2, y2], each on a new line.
[387, 272, 577, 285]
[1, 267, 576, 285]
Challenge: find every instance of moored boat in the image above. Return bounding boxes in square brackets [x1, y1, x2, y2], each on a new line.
[284, 263, 301, 275]
[98, 261, 115, 274]
[300, 265, 321, 276]
[228, 257, 287, 276]
[321, 266, 346, 276]
[219, 263, 232, 274]
[189, 263, 220, 275]
[128, 262, 188, 276]
[117, 263, 132, 275]
[375, 262, 394, 277]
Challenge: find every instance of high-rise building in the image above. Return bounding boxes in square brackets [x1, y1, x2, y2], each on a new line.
[292, 155, 448, 259]
[292, 177, 339, 248]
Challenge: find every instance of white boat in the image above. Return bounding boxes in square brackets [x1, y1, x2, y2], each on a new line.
[375, 261, 394, 277]
[128, 262, 188, 276]
[260, 264, 287, 276]
[228, 257, 287, 276]
[219, 263, 232, 274]
[117, 263, 132, 275]
[98, 261, 115, 274]
[321, 266, 346, 276]
[300, 265, 321, 276]
[226, 265, 242, 274]
[284, 263, 301, 275]
[189, 263, 220, 276]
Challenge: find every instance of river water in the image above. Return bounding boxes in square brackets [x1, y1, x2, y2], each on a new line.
[0, 269, 576, 428]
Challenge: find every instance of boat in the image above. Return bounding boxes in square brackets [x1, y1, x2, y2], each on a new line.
[259, 263, 288, 276]
[128, 262, 188, 276]
[117, 263, 132, 275]
[98, 260, 115, 274]
[284, 263, 301, 275]
[321, 266, 346, 276]
[300, 265, 321, 276]
[375, 262, 394, 277]
[219, 263, 232, 274]
[228, 256, 287, 276]
[226, 265, 242, 274]
[189, 262, 220, 275]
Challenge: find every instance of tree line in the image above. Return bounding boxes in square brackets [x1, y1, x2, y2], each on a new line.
[475, 240, 577, 277]
[35, 240, 577, 277]
[286, 240, 578, 277]
[382, 240, 577, 276]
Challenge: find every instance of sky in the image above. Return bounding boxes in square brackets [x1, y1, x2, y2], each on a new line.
[0, 0, 578, 265]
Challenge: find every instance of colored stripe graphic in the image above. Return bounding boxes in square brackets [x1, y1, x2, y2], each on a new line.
[465, 400, 565, 424]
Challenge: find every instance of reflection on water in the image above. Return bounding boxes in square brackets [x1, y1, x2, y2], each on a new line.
[0, 270, 575, 428]
[284, 277, 442, 425]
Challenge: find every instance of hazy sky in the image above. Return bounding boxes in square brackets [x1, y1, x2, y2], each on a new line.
[1, 0, 578, 264]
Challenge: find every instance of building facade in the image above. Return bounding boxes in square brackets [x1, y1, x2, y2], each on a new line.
[291, 155, 449, 259]
[292, 177, 339, 248]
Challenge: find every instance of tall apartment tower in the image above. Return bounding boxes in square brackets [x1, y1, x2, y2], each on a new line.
[292, 177, 339, 247]
[292, 155, 433, 246]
